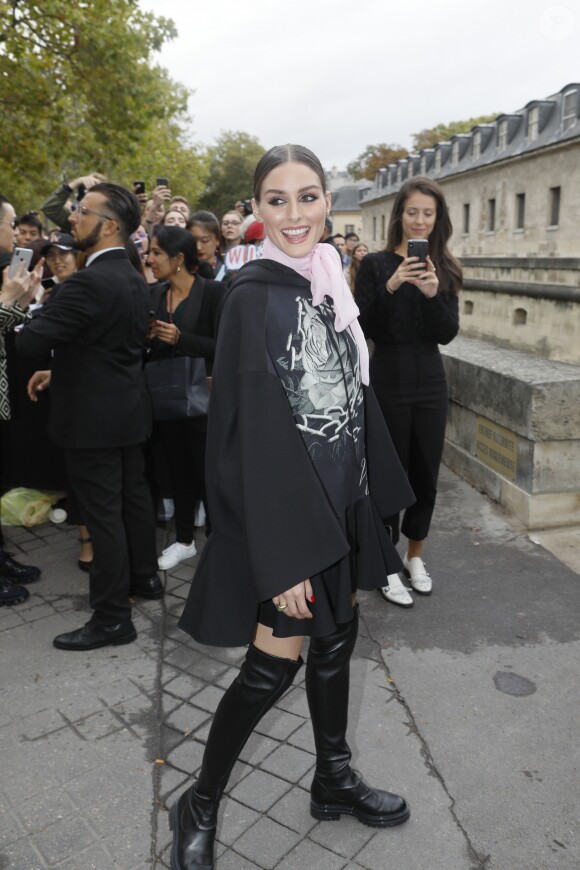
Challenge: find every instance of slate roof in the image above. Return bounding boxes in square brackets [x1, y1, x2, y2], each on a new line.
[363, 82, 580, 203]
[330, 181, 372, 212]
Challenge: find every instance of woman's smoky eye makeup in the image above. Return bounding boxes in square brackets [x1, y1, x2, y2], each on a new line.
[267, 192, 319, 207]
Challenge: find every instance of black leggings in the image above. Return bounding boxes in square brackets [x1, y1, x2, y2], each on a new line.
[371, 343, 448, 544]
[157, 418, 208, 543]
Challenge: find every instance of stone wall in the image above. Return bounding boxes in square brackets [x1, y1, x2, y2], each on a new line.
[441, 336, 580, 529]
[460, 256, 580, 364]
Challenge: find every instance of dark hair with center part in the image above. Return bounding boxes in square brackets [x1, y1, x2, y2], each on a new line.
[253, 144, 326, 201]
[152, 225, 200, 275]
[90, 182, 141, 240]
[386, 176, 462, 296]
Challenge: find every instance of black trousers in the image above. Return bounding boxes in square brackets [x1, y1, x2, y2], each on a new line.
[371, 343, 448, 544]
[157, 418, 208, 543]
[64, 444, 158, 626]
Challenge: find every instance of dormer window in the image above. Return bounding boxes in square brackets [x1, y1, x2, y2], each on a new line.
[472, 131, 481, 159]
[396, 164, 402, 183]
[528, 106, 539, 141]
[562, 88, 578, 131]
[498, 120, 508, 151]
[420, 154, 426, 174]
[434, 150, 441, 171]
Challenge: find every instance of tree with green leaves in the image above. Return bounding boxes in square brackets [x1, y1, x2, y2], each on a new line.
[0, 0, 207, 212]
[347, 143, 409, 181]
[411, 113, 500, 151]
[198, 131, 265, 217]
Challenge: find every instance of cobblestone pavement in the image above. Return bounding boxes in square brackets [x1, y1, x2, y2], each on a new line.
[1, 466, 579, 869]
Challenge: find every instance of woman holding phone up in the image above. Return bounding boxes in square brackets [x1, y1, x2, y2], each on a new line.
[355, 178, 461, 608]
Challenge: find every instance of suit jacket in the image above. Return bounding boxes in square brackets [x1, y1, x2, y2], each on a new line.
[16, 249, 152, 449]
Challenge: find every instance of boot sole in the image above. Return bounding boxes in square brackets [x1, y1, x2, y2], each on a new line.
[310, 800, 411, 827]
[168, 800, 214, 870]
[0, 595, 28, 606]
[2, 574, 40, 585]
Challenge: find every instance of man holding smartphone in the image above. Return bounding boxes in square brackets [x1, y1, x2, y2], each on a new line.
[17, 184, 161, 649]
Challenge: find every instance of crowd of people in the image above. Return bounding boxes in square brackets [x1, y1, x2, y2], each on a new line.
[0, 147, 461, 869]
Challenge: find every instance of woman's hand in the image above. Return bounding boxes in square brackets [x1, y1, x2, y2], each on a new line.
[0, 259, 44, 308]
[415, 255, 439, 298]
[273, 579, 314, 620]
[386, 255, 439, 298]
[149, 319, 180, 345]
[27, 370, 51, 402]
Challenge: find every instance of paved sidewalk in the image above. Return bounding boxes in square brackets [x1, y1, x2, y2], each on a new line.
[1, 466, 579, 869]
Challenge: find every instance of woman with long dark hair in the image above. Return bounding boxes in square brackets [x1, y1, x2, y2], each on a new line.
[146, 226, 226, 571]
[355, 177, 461, 607]
[169, 145, 414, 870]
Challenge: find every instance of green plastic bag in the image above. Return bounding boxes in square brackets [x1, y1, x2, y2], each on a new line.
[0, 488, 61, 527]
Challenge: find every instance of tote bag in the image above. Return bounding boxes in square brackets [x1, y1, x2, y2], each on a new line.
[144, 355, 209, 421]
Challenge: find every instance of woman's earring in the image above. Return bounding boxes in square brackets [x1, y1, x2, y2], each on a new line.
[176, 265, 181, 272]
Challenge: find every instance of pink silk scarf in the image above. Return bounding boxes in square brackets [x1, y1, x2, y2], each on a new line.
[261, 237, 369, 385]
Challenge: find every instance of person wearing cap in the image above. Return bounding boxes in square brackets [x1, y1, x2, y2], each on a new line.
[21, 233, 94, 572]
[40, 233, 82, 290]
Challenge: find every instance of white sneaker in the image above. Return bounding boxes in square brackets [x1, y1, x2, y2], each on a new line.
[380, 573, 414, 608]
[403, 555, 432, 595]
[194, 501, 206, 528]
[158, 540, 197, 571]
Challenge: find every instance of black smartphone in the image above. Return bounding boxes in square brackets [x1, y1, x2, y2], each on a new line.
[149, 310, 156, 321]
[133, 180, 146, 195]
[156, 177, 169, 188]
[76, 184, 86, 201]
[407, 239, 429, 265]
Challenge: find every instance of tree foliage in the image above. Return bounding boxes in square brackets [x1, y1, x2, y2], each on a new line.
[198, 131, 265, 218]
[411, 114, 500, 151]
[347, 143, 409, 181]
[0, 0, 208, 212]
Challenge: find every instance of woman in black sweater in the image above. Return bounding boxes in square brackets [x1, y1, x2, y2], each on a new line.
[147, 226, 226, 571]
[355, 177, 461, 607]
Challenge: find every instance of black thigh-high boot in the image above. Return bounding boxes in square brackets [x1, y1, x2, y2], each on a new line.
[169, 644, 302, 869]
[306, 607, 410, 827]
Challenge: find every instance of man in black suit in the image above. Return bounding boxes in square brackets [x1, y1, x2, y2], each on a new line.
[17, 183, 161, 650]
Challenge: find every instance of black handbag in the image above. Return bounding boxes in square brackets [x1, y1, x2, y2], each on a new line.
[144, 283, 210, 421]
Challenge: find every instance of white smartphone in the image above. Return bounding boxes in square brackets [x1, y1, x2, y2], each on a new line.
[8, 247, 34, 279]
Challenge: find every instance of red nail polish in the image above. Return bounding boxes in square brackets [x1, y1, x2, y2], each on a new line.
[310, 595, 316, 603]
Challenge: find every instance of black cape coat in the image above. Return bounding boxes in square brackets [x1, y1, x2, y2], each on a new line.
[178, 259, 414, 647]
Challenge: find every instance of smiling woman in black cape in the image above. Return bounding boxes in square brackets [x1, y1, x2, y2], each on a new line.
[170, 144, 415, 870]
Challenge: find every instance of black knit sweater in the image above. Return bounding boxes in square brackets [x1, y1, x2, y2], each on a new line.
[354, 250, 459, 346]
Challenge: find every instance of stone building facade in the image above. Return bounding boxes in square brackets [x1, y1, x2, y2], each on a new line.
[360, 82, 580, 365]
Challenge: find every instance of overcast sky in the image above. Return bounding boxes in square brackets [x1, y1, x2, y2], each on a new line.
[139, 0, 578, 169]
